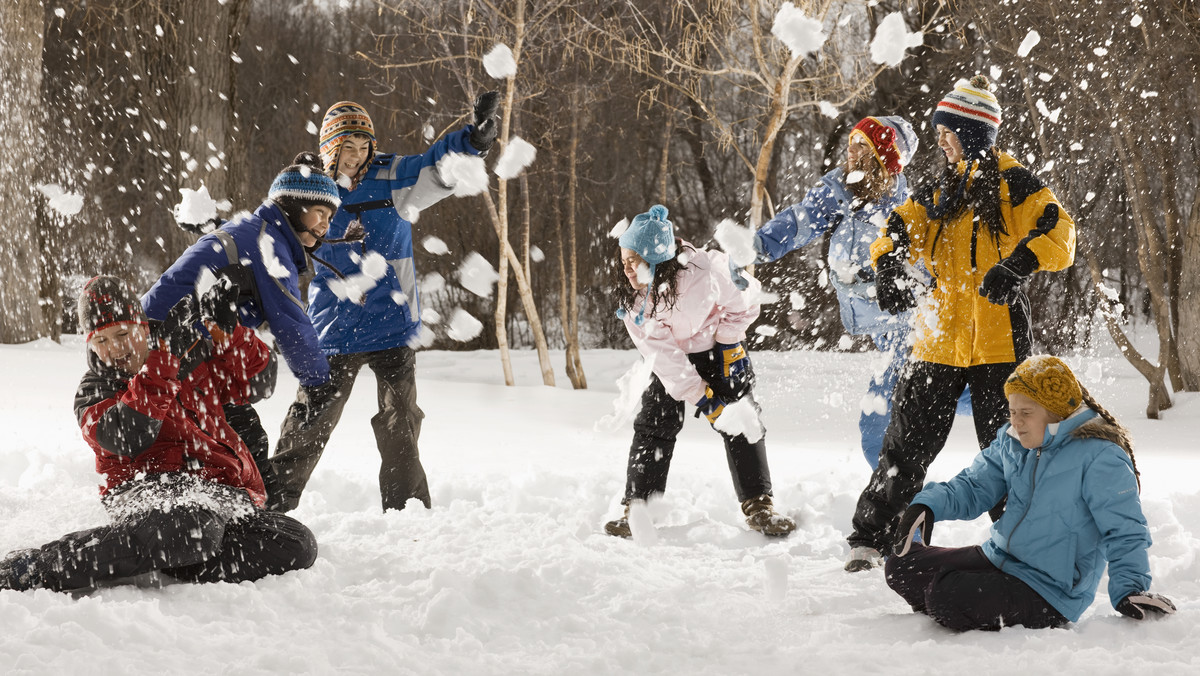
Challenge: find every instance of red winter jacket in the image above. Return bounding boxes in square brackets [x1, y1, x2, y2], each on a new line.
[73, 325, 270, 506]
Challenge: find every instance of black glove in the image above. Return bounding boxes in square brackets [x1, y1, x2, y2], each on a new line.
[979, 244, 1037, 305]
[1116, 592, 1177, 620]
[893, 503, 933, 557]
[154, 295, 203, 359]
[288, 381, 341, 428]
[200, 276, 240, 337]
[468, 91, 501, 153]
[874, 252, 917, 315]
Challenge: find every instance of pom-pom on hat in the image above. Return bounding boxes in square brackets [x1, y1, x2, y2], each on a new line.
[78, 275, 148, 341]
[268, 162, 342, 212]
[851, 116, 919, 175]
[617, 205, 677, 326]
[932, 75, 1002, 160]
[319, 101, 376, 178]
[1003, 355, 1084, 420]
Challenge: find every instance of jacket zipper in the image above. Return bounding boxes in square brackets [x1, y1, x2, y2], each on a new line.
[999, 447, 1042, 570]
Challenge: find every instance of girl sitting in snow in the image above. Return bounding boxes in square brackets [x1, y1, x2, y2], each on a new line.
[604, 205, 795, 538]
[885, 355, 1175, 630]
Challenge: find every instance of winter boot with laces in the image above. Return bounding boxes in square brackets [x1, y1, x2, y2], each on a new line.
[604, 505, 632, 538]
[741, 494, 796, 537]
[844, 546, 884, 572]
[0, 549, 43, 591]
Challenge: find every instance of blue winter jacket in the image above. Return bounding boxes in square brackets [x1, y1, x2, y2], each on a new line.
[306, 127, 481, 355]
[756, 168, 915, 335]
[142, 202, 330, 388]
[912, 407, 1152, 623]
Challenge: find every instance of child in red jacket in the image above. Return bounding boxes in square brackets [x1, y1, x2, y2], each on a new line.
[0, 276, 316, 592]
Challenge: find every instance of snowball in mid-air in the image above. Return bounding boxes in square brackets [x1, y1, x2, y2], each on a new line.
[483, 44, 517, 79]
[437, 153, 490, 197]
[325, 251, 389, 305]
[423, 236, 450, 255]
[609, 217, 630, 239]
[870, 12, 923, 67]
[446, 308, 484, 342]
[172, 184, 218, 226]
[37, 184, 84, 217]
[772, 2, 826, 56]
[1017, 30, 1041, 58]
[456, 252, 500, 298]
[714, 219, 758, 268]
[494, 136, 537, 180]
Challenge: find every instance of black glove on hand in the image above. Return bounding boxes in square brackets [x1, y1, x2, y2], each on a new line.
[155, 295, 203, 359]
[469, 91, 501, 153]
[874, 252, 917, 315]
[200, 276, 240, 336]
[290, 381, 341, 428]
[893, 503, 933, 557]
[979, 244, 1038, 306]
[1116, 592, 1177, 620]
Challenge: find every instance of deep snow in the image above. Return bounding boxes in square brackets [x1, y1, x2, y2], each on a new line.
[1, 338, 1198, 675]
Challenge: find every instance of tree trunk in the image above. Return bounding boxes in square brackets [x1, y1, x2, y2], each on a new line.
[1177, 177, 1200, 391]
[0, 0, 51, 343]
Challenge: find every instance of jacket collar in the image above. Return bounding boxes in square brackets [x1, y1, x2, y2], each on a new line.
[255, 201, 309, 272]
[1005, 406, 1097, 451]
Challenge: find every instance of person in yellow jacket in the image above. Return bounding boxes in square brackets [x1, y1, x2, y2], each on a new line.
[844, 75, 1076, 572]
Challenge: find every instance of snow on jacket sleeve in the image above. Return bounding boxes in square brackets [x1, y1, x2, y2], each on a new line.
[251, 230, 330, 388]
[382, 127, 481, 218]
[78, 350, 182, 459]
[1081, 447, 1153, 607]
[204, 325, 270, 406]
[755, 182, 839, 264]
[912, 432, 1009, 522]
[708, 250, 761, 345]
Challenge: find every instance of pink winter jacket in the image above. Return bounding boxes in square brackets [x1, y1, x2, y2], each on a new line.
[622, 244, 761, 405]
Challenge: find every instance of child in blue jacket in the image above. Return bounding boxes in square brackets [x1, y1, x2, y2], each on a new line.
[885, 355, 1176, 630]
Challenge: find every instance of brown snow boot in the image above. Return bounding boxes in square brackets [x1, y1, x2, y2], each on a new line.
[741, 494, 796, 537]
[604, 505, 632, 538]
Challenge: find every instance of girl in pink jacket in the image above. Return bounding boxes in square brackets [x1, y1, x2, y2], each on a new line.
[605, 205, 795, 538]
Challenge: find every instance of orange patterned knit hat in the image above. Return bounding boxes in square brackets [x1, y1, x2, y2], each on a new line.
[1003, 355, 1083, 420]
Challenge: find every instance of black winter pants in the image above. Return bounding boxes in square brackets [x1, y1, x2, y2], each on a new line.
[884, 543, 1068, 631]
[848, 360, 1014, 551]
[271, 345, 429, 513]
[223, 402, 281, 500]
[623, 347, 772, 504]
[29, 493, 316, 592]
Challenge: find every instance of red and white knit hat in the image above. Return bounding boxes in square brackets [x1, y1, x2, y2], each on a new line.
[932, 75, 1002, 159]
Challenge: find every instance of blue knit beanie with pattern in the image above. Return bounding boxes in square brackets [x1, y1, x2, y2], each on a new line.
[268, 163, 341, 212]
[617, 204, 676, 326]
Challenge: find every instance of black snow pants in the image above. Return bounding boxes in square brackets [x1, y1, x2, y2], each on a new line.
[847, 360, 1014, 551]
[623, 346, 772, 504]
[884, 543, 1068, 631]
[29, 476, 317, 592]
[271, 345, 429, 513]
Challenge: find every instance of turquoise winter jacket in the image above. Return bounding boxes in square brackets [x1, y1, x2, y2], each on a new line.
[911, 407, 1152, 623]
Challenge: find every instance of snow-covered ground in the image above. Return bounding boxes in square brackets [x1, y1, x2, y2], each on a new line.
[1, 337, 1198, 675]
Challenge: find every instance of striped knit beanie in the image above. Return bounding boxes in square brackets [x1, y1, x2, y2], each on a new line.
[319, 101, 376, 177]
[268, 161, 341, 212]
[78, 275, 147, 340]
[931, 75, 1002, 160]
[1003, 355, 1083, 420]
[850, 116, 918, 175]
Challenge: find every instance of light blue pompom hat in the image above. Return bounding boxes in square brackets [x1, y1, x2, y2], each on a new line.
[617, 204, 677, 326]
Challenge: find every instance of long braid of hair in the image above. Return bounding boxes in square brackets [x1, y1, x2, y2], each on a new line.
[1081, 386, 1141, 491]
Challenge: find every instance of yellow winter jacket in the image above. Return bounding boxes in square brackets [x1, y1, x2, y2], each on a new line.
[870, 152, 1075, 367]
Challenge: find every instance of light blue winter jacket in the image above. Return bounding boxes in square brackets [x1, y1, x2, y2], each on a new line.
[912, 407, 1152, 623]
[306, 128, 481, 355]
[756, 168, 915, 335]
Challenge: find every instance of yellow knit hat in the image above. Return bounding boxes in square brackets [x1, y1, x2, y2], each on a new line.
[1003, 355, 1083, 420]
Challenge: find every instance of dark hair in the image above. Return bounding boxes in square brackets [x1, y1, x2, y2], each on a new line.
[919, 148, 1007, 247]
[293, 151, 324, 170]
[615, 238, 695, 318]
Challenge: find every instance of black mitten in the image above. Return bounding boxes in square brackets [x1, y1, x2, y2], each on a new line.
[200, 276, 241, 336]
[979, 244, 1037, 306]
[1116, 592, 1176, 620]
[874, 252, 917, 315]
[469, 91, 501, 152]
[893, 503, 934, 557]
[154, 295, 203, 359]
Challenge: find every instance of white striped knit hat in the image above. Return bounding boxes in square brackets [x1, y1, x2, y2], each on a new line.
[931, 75, 1002, 159]
[267, 162, 341, 211]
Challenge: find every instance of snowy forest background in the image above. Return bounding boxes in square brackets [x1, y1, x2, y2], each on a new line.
[1, 0, 1198, 416]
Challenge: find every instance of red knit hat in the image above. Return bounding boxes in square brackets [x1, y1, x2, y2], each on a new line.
[78, 275, 148, 340]
[850, 117, 914, 175]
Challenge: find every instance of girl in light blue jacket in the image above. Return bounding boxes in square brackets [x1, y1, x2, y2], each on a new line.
[884, 355, 1175, 630]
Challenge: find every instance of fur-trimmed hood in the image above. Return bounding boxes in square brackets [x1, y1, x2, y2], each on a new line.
[1071, 415, 1134, 457]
